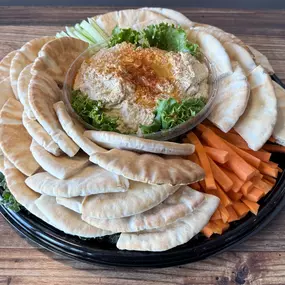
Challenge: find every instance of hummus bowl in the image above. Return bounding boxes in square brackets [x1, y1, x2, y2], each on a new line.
[63, 42, 219, 141]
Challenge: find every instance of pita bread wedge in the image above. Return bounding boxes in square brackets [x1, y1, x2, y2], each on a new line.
[0, 98, 39, 176]
[272, 81, 285, 146]
[85, 130, 194, 155]
[22, 112, 61, 156]
[54, 101, 106, 155]
[0, 77, 16, 114]
[30, 140, 89, 180]
[208, 62, 250, 132]
[235, 66, 277, 150]
[192, 23, 248, 51]
[25, 164, 129, 197]
[29, 72, 79, 157]
[94, 9, 169, 36]
[248, 46, 274, 75]
[90, 149, 204, 185]
[82, 180, 180, 219]
[0, 50, 17, 82]
[140, 7, 193, 28]
[31, 37, 88, 85]
[83, 186, 205, 232]
[187, 29, 232, 78]
[3, 157, 49, 222]
[117, 194, 219, 251]
[56, 196, 84, 214]
[223, 42, 256, 76]
[35, 195, 113, 238]
[10, 37, 54, 97]
[17, 64, 36, 120]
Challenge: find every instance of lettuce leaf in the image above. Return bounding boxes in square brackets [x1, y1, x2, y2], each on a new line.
[140, 97, 206, 134]
[0, 172, 21, 212]
[109, 23, 199, 57]
[71, 90, 119, 132]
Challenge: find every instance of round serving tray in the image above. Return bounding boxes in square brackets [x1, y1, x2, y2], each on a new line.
[1, 75, 285, 268]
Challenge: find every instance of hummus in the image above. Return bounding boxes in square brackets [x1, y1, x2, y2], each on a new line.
[74, 42, 209, 133]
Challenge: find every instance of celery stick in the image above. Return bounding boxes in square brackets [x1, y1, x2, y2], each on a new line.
[88, 17, 109, 42]
[74, 23, 95, 43]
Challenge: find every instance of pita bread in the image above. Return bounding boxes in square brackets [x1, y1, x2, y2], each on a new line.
[223, 42, 256, 76]
[117, 194, 219, 251]
[235, 66, 277, 150]
[248, 46, 274, 75]
[90, 149, 205, 185]
[140, 7, 193, 28]
[17, 64, 36, 120]
[208, 62, 250, 132]
[56, 196, 84, 214]
[82, 180, 180, 219]
[272, 81, 285, 146]
[192, 23, 249, 51]
[187, 29, 232, 78]
[0, 50, 17, 82]
[83, 186, 205, 232]
[85, 130, 195, 155]
[132, 18, 177, 31]
[3, 157, 49, 222]
[25, 164, 129, 197]
[0, 77, 16, 114]
[54, 101, 106, 155]
[0, 156, 4, 172]
[28, 72, 79, 157]
[31, 37, 88, 85]
[0, 98, 39, 176]
[94, 9, 169, 36]
[22, 112, 61, 156]
[10, 37, 54, 98]
[30, 140, 89, 180]
[35, 195, 113, 238]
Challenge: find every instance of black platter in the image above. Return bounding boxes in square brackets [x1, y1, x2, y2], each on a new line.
[0, 75, 284, 268]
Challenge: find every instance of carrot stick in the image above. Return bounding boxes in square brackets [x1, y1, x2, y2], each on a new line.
[232, 202, 250, 218]
[190, 182, 201, 191]
[201, 128, 257, 181]
[246, 187, 264, 202]
[208, 157, 233, 192]
[204, 146, 229, 164]
[208, 221, 223, 234]
[268, 136, 276, 143]
[202, 224, 214, 238]
[227, 191, 243, 201]
[206, 125, 250, 150]
[245, 149, 271, 162]
[211, 209, 222, 221]
[218, 204, 230, 223]
[251, 177, 273, 195]
[187, 132, 216, 190]
[226, 205, 239, 222]
[263, 175, 276, 185]
[267, 161, 279, 168]
[263, 144, 285, 153]
[241, 181, 254, 196]
[213, 185, 232, 207]
[241, 199, 260, 215]
[278, 167, 283, 173]
[212, 220, 230, 233]
[259, 162, 278, 178]
[224, 141, 261, 168]
[221, 168, 244, 192]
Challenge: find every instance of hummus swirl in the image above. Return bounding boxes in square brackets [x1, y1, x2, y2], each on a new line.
[74, 42, 209, 133]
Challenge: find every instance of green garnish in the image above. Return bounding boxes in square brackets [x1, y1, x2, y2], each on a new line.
[109, 23, 199, 57]
[71, 90, 119, 132]
[0, 172, 21, 212]
[140, 97, 206, 134]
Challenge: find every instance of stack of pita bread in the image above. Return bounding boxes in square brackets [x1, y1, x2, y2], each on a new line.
[0, 7, 284, 252]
